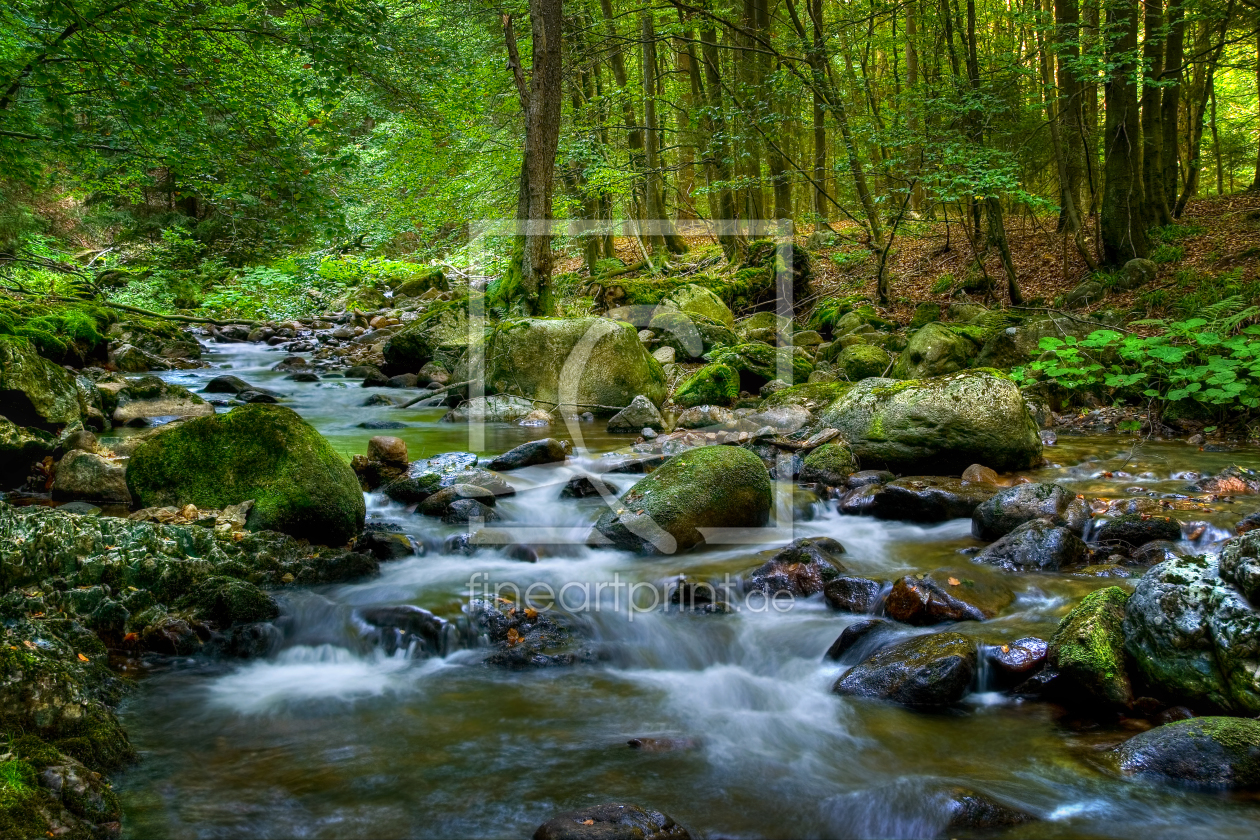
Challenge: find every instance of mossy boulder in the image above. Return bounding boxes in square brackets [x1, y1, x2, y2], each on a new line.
[0, 417, 54, 487]
[817, 371, 1042, 474]
[890, 322, 977, 379]
[836, 344, 892, 381]
[1046, 586, 1134, 710]
[758, 380, 854, 412]
[706, 343, 814, 391]
[589, 445, 772, 554]
[799, 442, 858, 486]
[908, 302, 942, 330]
[672, 363, 739, 408]
[0, 336, 81, 431]
[126, 404, 366, 545]
[647, 309, 738, 361]
[661, 283, 735, 327]
[381, 297, 477, 374]
[392, 267, 448, 297]
[467, 317, 667, 414]
[832, 631, 977, 708]
[736, 311, 794, 342]
[1119, 717, 1260, 789]
[111, 375, 214, 425]
[176, 576, 280, 627]
[1123, 545, 1260, 714]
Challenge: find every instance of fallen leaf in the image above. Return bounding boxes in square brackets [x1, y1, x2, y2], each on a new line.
[524, 608, 538, 620]
[582, 820, 594, 826]
[948, 577, 961, 586]
[77, 653, 89, 662]
[505, 627, 522, 646]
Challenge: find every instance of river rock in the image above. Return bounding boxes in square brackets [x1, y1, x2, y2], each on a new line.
[817, 372, 1042, 474]
[357, 604, 448, 657]
[937, 787, 1036, 830]
[1122, 545, 1260, 714]
[745, 536, 846, 596]
[368, 436, 408, 467]
[589, 445, 772, 554]
[844, 476, 996, 522]
[836, 344, 892, 381]
[487, 438, 571, 471]
[882, 575, 989, 625]
[442, 498, 498, 523]
[823, 577, 887, 613]
[645, 309, 739, 361]
[126, 404, 366, 545]
[1221, 532, 1260, 603]
[468, 597, 585, 668]
[50, 451, 131, 505]
[890, 323, 977, 379]
[109, 342, 170, 372]
[469, 317, 667, 414]
[672, 363, 739, 408]
[381, 299, 474, 373]
[675, 405, 735, 429]
[443, 395, 535, 423]
[203, 374, 252, 394]
[176, 575, 280, 628]
[986, 637, 1048, 686]
[1095, 513, 1182, 548]
[1045, 586, 1134, 710]
[824, 618, 896, 662]
[1193, 465, 1260, 495]
[832, 631, 977, 708]
[798, 441, 858, 486]
[560, 474, 615, 499]
[1119, 717, 1260, 789]
[382, 471, 443, 504]
[0, 336, 82, 430]
[354, 530, 415, 560]
[607, 395, 665, 433]
[971, 482, 1088, 540]
[0, 417, 55, 486]
[112, 375, 215, 425]
[418, 484, 497, 517]
[974, 520, 1088, 572]
[533, 803, 691, 840]
[441, 469, 515, 498]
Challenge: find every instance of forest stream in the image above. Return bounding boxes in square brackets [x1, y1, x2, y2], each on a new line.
[94, 339, 1260, 840]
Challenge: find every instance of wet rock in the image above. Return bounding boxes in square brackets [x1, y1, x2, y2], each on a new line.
[386, 373, 419, 388]
[824, 618, 896, 662]
[354, 530, 415, 560]
[882, 575, 989, 625]
[1236, 512, 1260, 535]
[468, 598, 584, 668]
[382, 471, 443, 505]
[176, 576, 279, 628]
[1122, 548, 1260, 714]
[287, 371, 320, 382]
[368, 435, 408, 467]
[985, 637, 1048, 686]
[745, 537, 846, 597]
[848, 476, 996, 523]
[937, 786, 1036, 830]
[358, 605, 449, 657]
[823, 577, 886, 614]
[203, 374, 252, 394]
[626, 737, 699, 752]
[1119, 717, 1260, 789]
[358, 419, 407, 430]
[1095, 513, 1181, 548]
[487, 438, 571, 471]
[443, 395, 535, 424]
[832, 631, 977, 708]
[57, 501, 101, 516]
[61, 429, 100, 454]
[533, 803, 691, 840]
[607, 395, 664, 433]
[1045, 586, 1134, 710]
[50, 451, 131, 505]
[590, 445, 772, 555]
[971, 482, 1087, 540]
[846, 469, 894, 488]
[0, 417, 56, 486]
[1221, 532, 1260, 604]
[418, 484, 497, 517]
[560, 474, 616, 499]
[440, 469, 515, 499]
[111, 375, 214, 425]
[835, 344, 892, 381]
[798, 441, 858, 487]
[443, 498, 498, 523]
[674, 405, 735, 429]
[362, 369, 390, 387]
[742, 404, 811, 434]
[817, 372, 1042, 474]
[109, 342, 171, 372]
[125, 404, 366, 546]
[974, 520, 1088, 572]
[362, 393, 398, 407]
[1192, 464, 1260, 495]
[238, 389, 279, 404]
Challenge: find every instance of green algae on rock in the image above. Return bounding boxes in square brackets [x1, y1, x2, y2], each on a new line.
[0, 335, 82, 431]
[125, 404, 366, 546]
[1047, 586, 1134, 710]
[1120, 717, 1260, 789]
[672, 363, 740, 408]
[890, 322, 978, 379]
[590, 445, 771, 554]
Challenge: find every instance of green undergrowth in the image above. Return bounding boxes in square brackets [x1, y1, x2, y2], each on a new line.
[0, 296, 116, 364]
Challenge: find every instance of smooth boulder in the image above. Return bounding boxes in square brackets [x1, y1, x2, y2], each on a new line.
[126, 404, 366, 545]
[842, 476, 995, 522]
[607, 395, 665, 434]
[112, 375, 215, 425]
[50, 451, 131, 505]
[889, 322, 976, 379]
[0, 336, 82, 430]
[589, 445, 772, 554]
[832, 631, 977, 708]
[1045, 586, 1134, 710]
[818, 372, 1042, 474]
[486, 438, 570, 471]
[972, 482, 1086, 540]
[1119, 717, 1260, 789]
[974, 520, 1087, 572]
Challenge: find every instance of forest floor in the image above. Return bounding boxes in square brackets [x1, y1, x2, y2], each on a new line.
[556, 193, 1260, 325]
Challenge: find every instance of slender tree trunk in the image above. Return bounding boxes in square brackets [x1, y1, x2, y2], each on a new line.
[1142, 0, 1170, 225]
[1160, 0, 1184, 208]
[810, 0, 832, 233]
[598, 0, 645, 218]
[1082, 0, 1102, 215]
[1175, 3, 1233, 215]
[1101, 0, 1150, 264]
[641, 13, 667, 256]
[1054, 0, 1088, 227]
[905, 0, 925, 214]
[699, 18, 743, 257]
[1210, 76, 1223, 195]
[1251, 27, 1260, 191]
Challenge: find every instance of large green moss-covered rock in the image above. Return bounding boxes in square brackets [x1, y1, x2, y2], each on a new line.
[467, 317, 667, 414]
[817, 371, 1042, 474]
[589, 445, 771, 554]
[707, 343, 813, 389]
[381, 297, 477, 373]
[1123, 544, 1260, 714]
[661, 283, 735, 327]
[0, 336, 81, 431]
[836, 344, 892, 380]
[1119, 717, 1260, 789]
[1047, 586, 1134, 710]
[647, 309, 737, 361]
[758, 381, 854, 412]
[126, 404, 366, 545]
[672, 363, 739, 408]
[890, 322, 977, 379]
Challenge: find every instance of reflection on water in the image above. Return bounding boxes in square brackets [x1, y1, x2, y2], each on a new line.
[113, 338, 1260, 839]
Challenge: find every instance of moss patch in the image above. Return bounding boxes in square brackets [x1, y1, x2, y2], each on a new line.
[1048, 586, 1134, 710]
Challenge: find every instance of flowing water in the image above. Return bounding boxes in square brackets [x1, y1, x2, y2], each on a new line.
[108, 339, 1260, 839]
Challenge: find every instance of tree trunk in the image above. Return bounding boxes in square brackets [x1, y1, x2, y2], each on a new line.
[1101, 0, 1149, 264]
[1251, 26, 1260, 191]
[1175, 3, 1233, 215]
[1160, 0, 1184, 209]
[1054, 0, 1088, 229]
[598, 0, 645, 217]
[699, 17, 743, 258]
[810, 0, 832, 233]
[905, 0, 925, 214]
[1082, 0, 1102, 215]
[1210, 76, 1223, 195]
[1141, 0, 1170, 225]
[641, 13, 667, 256]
